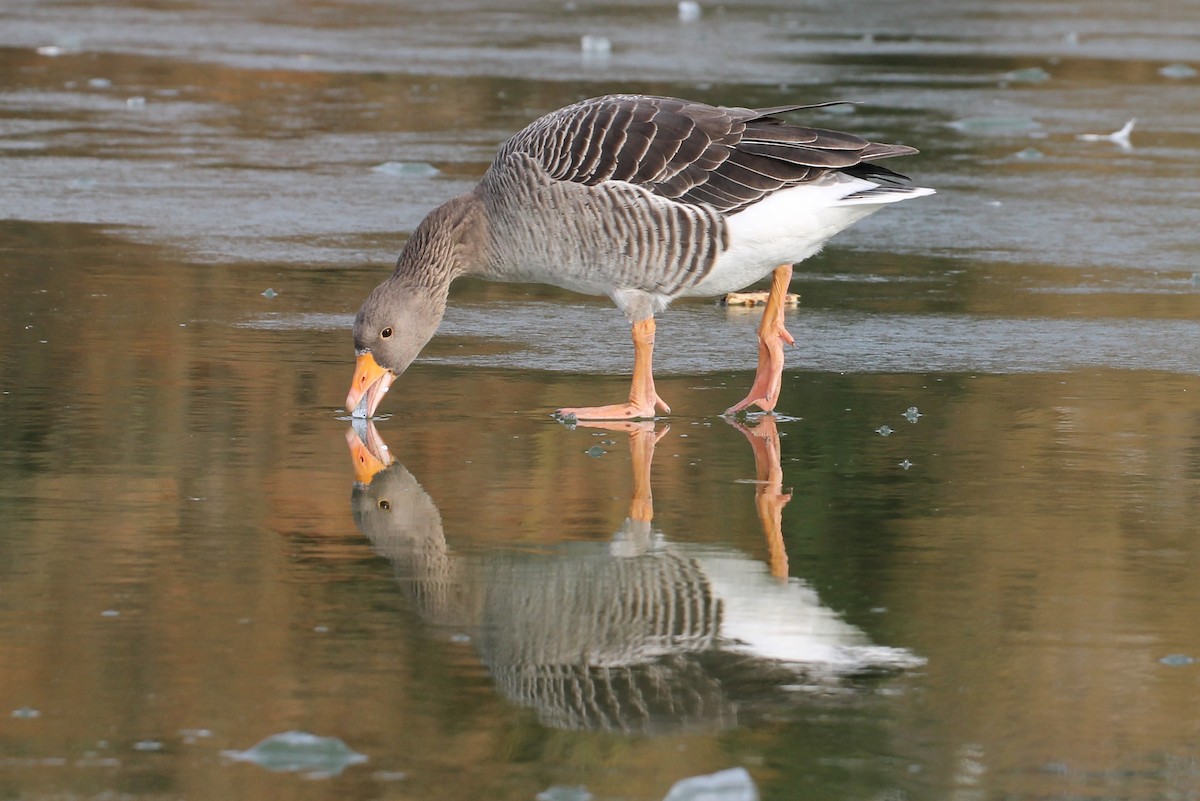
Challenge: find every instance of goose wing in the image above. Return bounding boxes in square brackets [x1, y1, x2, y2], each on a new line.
[493, 94, 918, 215]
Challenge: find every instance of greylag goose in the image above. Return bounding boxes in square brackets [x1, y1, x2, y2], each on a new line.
[346, 94, 933, 420]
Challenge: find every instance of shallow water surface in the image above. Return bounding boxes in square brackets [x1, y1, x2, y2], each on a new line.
[2, 1, 1200, 799]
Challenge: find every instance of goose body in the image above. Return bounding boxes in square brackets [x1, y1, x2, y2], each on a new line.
[346, 94, 933, 419]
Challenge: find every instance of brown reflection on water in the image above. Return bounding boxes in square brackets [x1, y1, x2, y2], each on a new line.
[878, 370, 1200, 793]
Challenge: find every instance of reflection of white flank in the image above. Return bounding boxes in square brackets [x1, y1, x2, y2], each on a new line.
[695, 550, 924, 673]
[353, 459, 923, 734]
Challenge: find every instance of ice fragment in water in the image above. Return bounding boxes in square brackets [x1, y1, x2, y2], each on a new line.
[261, 287, 277, 298]
[88, 77, 112, 89]
[678, 0, 701, 21]
[11, 706, 40, 718]
[1159, 63, 1197, 79]
[903, 406, 922, 423]
[1159, 654, 1195, 666]
[580, 35, 612, 57]
[179, 728, 213, 743]
[949, 116, 1040, 134]
[133, 741, 163, 751]
[661, 767, 758, 801]
[1012, 147, 1044, 160]
[126, 96, 146, 110]
[223, 731, 367, 778]
[876, 425, 893, 437]
[1002, 67, 1050, 83]
[374, 770, 408, 781]
[538, 786, 593, 801]
[584, 445, 606, 458]
[37, 45, 64, 57]
[1077, 118, 1134, 150]
[372, 161, 440, 178]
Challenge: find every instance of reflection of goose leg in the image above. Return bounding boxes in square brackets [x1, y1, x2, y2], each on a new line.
[727, 415, 792, 579]
[570, 420, 670, 523]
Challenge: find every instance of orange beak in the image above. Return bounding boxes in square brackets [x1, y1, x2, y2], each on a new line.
[345, 351, 396, 418]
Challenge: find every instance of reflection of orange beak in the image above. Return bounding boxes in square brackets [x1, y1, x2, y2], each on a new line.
[345, 424, 394, 484]
[345, 352, 395, 418]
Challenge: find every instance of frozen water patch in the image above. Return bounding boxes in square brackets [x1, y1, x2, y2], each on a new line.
[406, 302, 1200, 376]
[237, 312, 352, 331]
[662, 767, 758, 801]
[222, 731, 367, 778]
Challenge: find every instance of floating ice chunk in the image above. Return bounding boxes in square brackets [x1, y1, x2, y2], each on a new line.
[36, 45, 64, 57]
[662, 767, 758, 801]
[1159, 63, 1197, 79]
[126, 96, 146, 110]
[374, 770, 408, 781]
[1062, 31, 1079, 45]
[1159, 654, 1195, 666]
[133, 741, 164, 751]
[1076, 118, 1135, 150]
[584, 445, 606, 458]
[11, 707, 40, 719]
[1012, 146, 1045, 160]
[581, 34, 612, 59]
[538, 786, 593, 801]
[678, 0, 701, 21]
[1002, 66, 1050, 83]
[261, 287, 278, 298]
[222, 731, 367, 778]
[372, 161, 440, 178]
[88, 77, 112, 89]
[179, 728, 213, 744]
[949, 116, 1040, 134]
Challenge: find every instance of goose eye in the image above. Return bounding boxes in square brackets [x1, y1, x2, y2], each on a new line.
[378, 499, 391, 511]
[381, 327, 393, 338]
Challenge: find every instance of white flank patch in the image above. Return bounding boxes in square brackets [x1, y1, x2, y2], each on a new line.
[686, 175, 935, 297]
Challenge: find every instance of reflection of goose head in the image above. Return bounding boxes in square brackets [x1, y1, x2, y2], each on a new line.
[345, 421, 922, 734]
[348, 425, 465, 628]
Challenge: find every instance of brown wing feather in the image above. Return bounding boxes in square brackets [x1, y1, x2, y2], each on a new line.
[493, 94, 920, 215]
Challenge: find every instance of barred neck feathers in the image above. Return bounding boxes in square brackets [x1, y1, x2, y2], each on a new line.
[393, 191, 489, 291]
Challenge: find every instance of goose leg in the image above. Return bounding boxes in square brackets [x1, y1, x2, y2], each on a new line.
[558, 317, 671, 421]
[726, 264, 795, 414]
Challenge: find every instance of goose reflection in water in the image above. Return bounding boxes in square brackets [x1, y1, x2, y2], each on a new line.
[346, 418, 921, 734]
